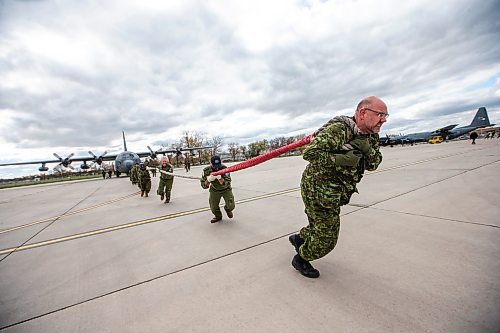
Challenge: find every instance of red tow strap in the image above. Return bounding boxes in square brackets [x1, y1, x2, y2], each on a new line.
[211, 134, 314, 176]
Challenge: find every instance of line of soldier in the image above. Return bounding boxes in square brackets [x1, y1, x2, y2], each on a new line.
[128, 154, 235, 225]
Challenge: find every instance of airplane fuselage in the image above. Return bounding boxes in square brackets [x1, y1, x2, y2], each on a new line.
[114, 151, 141, 174]
[446, 125, 488, 140]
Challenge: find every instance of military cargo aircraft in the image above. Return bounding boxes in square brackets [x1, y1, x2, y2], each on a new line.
[0, 132, 213, 177]
[380, 107, 493, 146]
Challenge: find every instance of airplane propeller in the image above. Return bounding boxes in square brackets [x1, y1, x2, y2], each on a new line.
[147, 146, 161, 159]
[53, 153, 74, 169]
[88, 150, 108, 165]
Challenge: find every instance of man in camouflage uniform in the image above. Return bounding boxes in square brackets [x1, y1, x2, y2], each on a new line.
[149, 159, 158, 177]
[157, 157, 174, 203]
[289, 96, 388, 278]
[138, 162, 151, 197]
[130, 164, 140, 185]
[201, 155, 235, 223]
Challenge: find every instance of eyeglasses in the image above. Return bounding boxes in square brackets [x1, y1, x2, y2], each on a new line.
[364, 108, 389, 119]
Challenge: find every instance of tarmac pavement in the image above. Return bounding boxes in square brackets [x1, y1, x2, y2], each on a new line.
[0, 139, 499, 332]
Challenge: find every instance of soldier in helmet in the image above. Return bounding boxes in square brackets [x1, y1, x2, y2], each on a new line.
[157, 157, 174, 203]
[200, 155, 234, 223]
[138, 162, 151, 197]
[289, 96, 387, 278]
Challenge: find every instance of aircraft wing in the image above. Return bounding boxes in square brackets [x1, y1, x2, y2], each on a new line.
[431, 124, 459, 135]
[179, 146, 214, 152]
[136, 152, 155, 158]
[154, 146, 214, 155]
[438, 124, 458, 131]
[0, 154, 119, 167]
[0, 159, 63, 167]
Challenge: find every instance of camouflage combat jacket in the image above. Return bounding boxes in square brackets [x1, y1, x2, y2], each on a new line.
[200, 165, 232, 193]
[138, 169, 151, 183]
[303, 116, 382, 186]
[159, 163, 174, 180]
[131, 165, 139, 178]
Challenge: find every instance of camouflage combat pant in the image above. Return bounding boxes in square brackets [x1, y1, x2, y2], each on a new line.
[157, 177, 174, 197]
[299, 174, 354, 262]
[139, 179, 151, 193]
[209, 189, 235, 219]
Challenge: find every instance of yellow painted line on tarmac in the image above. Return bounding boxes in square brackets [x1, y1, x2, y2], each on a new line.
[0, 188, 299, 255]
[237, 188, 298, 203]
[0, 191, 140, 235]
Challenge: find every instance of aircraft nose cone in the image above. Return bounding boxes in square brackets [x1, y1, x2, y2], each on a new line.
[124, 160, 134, 171]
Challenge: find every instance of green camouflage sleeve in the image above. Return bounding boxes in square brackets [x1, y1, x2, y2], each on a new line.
[364, 134, 382, 171]
[200, 168, 209, 189]
[303, 123, 352, 165]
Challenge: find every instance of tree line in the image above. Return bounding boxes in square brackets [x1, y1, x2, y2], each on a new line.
[164, 131, 309, 166]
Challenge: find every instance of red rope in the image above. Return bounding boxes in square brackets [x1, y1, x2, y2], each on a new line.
[211, 134, 314, 176]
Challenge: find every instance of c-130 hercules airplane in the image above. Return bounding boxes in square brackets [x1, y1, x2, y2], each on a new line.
[379, 107, 494, 146]
[0, 132, 213, 177]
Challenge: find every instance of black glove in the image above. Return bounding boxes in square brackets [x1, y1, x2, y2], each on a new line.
[349, 136, 372, 156]
[333, 150, 363, 167]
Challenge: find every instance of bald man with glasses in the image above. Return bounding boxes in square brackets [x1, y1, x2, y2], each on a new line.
[289, 96, 388, 278]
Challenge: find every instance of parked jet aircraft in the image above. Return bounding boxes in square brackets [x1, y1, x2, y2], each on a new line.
[0, 132, 213, 176]
[380, 107, 493, 146]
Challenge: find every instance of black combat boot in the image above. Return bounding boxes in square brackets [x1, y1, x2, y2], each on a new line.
[288, 234, 304, 254]
[211, 216, 222, 223]
[292, 254, 320, 278]
[160, 193, 164, 201]
[225, 209, 233, 218]
[141, 190, 144, 197]
[145, 192, 149, 197]
[165, 192, 170, 203]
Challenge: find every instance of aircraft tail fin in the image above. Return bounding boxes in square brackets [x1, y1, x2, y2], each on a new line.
[469, 107, 491, 127]
[122, 131, 128, 151]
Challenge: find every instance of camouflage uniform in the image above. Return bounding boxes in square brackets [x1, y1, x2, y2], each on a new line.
[130, 164, 140, 184]
[200, 165, 234, 219]
[298, 116, 382, 261]
[149, 159, 158, 177]
[138, 167, 151, 196]
[157, 163, 174, 202]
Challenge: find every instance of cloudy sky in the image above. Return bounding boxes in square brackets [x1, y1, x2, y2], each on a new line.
[1, 0, 499, 178]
